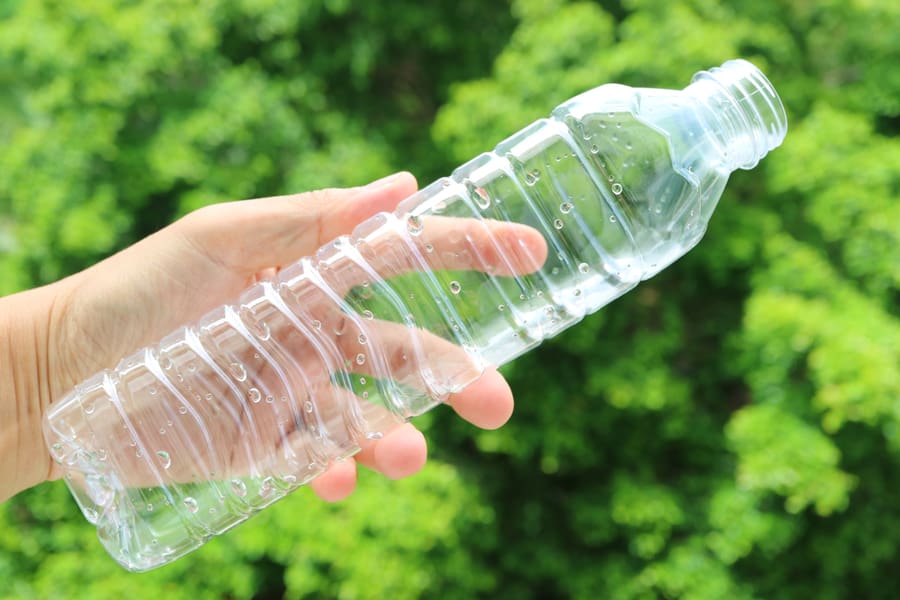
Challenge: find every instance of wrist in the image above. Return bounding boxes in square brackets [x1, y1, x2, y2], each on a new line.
[0, 280, 74, 501]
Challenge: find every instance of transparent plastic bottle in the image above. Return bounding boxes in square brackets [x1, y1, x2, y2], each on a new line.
[44, 59, 786, 571]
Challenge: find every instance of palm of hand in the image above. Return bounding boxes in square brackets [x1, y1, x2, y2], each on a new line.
[41, 174, 524, 505]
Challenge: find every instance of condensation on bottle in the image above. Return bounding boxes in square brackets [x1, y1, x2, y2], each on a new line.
[44, 59, 787, 571]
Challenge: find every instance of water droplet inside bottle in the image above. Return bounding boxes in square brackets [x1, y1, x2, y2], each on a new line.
[248, 388, 261, 403]
[147, 503, 154, 512]
[283, 474, 297, 485]
[449, 281, 461, 294]
[590, 144, 599, 154]
[304, 400, 314, 413]
[473, 187, 491, 209]
[553, 219, 564, 230]
[183, 497, 198, 513]
[498, 304, 506, 311]
[161, 356, 173, 370]
[425, 243, 434, 253]
[524, 169, 540, 186]
[359, 376, 366, 385]
[356, 353, 366, 365]
[159, 427, 166, 435]
[366, 431, 384, 440]
[252, 321, 271, 341]
[578, 262, 590, 273]
[96, 448, 107, 461]
[51, 443, 64, 458]
[148, 386, 157, 396]
[312, 319, 322, 330]
[362, 309, 374, 320]
[266, 395, 274, 403]
[609, 215, 618, 223]
[156, 450, 171, 469]
[560, 201, 573, 214]
[406, 214, 424, 235]
[358, 333, 367, 345]
[229, 362, 247, 382]
[231, 479, 247, 497]
[611, 183, 623, 195]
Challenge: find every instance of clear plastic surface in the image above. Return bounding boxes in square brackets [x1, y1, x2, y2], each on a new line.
[44, 59, 786, 571]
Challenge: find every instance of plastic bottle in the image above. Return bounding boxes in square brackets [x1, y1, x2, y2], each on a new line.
[44, 59, 787, 571]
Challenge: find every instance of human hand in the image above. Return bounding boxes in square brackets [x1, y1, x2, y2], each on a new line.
[1, 172, 542, 504]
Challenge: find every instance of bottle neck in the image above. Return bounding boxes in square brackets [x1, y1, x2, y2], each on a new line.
[684, 59, 787, 171]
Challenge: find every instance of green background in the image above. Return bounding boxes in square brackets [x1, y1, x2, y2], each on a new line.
[1, 0, 898, 598]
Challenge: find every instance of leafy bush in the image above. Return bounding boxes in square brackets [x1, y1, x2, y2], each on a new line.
[1, 0, 897, 598]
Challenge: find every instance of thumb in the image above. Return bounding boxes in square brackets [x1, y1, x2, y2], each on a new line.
[173, 171, 419, 278]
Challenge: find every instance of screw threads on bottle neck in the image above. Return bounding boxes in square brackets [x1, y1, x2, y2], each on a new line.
[687, 59, 788, 171]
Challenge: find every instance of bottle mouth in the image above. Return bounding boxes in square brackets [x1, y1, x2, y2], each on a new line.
[691, 59, 788, 170]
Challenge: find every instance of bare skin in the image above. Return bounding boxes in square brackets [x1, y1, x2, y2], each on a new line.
[0, 172, 543, 504]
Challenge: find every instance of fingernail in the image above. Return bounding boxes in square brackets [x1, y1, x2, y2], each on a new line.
[362, 172, 406, 190]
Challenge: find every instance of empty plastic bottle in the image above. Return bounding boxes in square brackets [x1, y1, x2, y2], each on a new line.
[44, 58, 787, 571]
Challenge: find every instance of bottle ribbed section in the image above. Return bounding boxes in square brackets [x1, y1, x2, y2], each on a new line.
[688, 58, 788, 170]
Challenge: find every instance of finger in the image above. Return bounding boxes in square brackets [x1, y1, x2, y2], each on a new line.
[354, 422, 427, 480]
[399, 215, 548, 278]
[310, 216, 549, 301]
[174, 171, 419, 279]
[309, 458, 358, 502]
[445, 367, 514, 430]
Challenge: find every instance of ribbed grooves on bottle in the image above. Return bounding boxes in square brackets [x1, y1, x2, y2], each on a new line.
[141, 348, 249, 536]
[394, 212, 480, 352]
[252, 282, 333, 469]
[184, 327, 275, 487]
[455, 159, 559, 323]
[100, 369, 209, 542]
[545, 115, 645, 278]
[470, 117, 643, 328]
[503, 152, 582, 292]
[222, 304, 317, 476]
[259, 281, 334, 450]
[278, 258, 369, 445]
[377, 211, 483, 394]
[452, 177, 536, 327]
[334, 236, 437, 415]
[691, 59, 787, 170]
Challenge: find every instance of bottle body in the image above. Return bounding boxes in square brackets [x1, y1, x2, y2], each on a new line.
[44, 59, 786, 571]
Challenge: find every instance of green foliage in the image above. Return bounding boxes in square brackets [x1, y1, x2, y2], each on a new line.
[1, 0, 898, 598]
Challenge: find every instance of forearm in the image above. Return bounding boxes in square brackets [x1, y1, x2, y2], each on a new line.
[0, 283, 68, 501]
